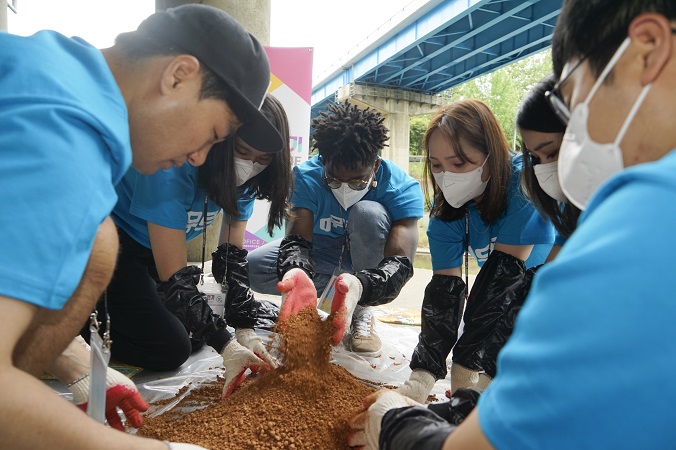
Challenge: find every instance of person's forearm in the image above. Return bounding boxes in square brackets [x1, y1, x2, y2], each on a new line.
[0, 366, 166, 450]
[46, 337, 89, 385]
[441, 409, 493, 450]
[384, 218, 419, 261]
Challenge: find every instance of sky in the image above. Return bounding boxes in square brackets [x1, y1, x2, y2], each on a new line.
[7, 0, 421, 84]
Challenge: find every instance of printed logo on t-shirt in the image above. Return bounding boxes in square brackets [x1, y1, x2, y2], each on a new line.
[319, 214, 346, 233]
[186, 210, 220, 233]
[470, 236, 497, 264]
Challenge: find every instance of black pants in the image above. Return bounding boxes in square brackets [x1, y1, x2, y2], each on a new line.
[81, 228, 192, 371]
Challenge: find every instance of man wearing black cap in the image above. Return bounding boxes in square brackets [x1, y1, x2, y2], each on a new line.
[0, 4, 280, 448]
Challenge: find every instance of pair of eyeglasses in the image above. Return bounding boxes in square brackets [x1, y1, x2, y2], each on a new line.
[544, 53, 589, 126]
[322, 167, 375, 191]
[545, 28, 676, 126]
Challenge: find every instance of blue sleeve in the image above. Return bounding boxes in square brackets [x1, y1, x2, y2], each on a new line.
[128, 166, 195, 231]
[494, 179, 555, 246]
[0, 103, 121, 310]
[290, 165, 320, 212]
[554, 231, 568, 246]
[427, 216, 465, 270]
[478, 169, 676, 449]
[233, 193, 255, 221]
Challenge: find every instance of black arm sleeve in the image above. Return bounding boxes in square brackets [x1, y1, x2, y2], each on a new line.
[212, 243, 279, 330]
[452, 250, 528, 378]
[354, 255, 413, 306]
[157, 265, 232, 353]
[380, 406, 456, 450]
[276, 234, 315, 280]
[410, 274, 466, 380]
[427, 388, 480, 425]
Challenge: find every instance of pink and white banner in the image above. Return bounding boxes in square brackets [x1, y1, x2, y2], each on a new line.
[242, 47, 313, 251]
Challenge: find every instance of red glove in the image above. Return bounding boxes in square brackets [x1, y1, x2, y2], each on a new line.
[277, 268, 317, 323]
[68, 367, 149, 430]
[330, 273, 363, 346]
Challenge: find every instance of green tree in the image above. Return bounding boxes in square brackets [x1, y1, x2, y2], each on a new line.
[409, 114, 431, 156]
[442, 50, 553, 149]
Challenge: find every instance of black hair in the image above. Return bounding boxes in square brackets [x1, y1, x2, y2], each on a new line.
[552, 0, 676, 78]
[198, 94, 292, 236]
[518, 74, 581, 238]
[311, 102, 389, 170]
[113, 31, 234, 105]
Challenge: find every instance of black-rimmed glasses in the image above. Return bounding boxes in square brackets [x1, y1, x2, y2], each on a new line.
[322, 169, 374, 190]
[546, 28, 676, 126]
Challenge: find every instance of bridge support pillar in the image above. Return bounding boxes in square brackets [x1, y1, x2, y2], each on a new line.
[336, 83, 443, 173]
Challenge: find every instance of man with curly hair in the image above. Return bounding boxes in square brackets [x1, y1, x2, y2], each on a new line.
[249, 102, 424, 356]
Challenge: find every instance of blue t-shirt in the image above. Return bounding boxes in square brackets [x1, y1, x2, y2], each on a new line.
[113, 163, 254, 248]
[478, 149, 676, 449]
[0, 31, 130, 310]
[427, 154, 554, 270]
[292, 155, 424, 237]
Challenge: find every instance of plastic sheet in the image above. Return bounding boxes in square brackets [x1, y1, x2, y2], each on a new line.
[137, 313, 419, 417]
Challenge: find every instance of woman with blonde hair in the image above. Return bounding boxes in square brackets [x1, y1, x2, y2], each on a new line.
[397, 98, 555, 403]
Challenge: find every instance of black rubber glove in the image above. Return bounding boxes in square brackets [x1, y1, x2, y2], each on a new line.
[410, 274, 466, 380]
[427, 388, 480, 425]
[354, 255, 413, 307]
[212, 243, 279, 330]
[276, 234, 315, 280]
[380, 406, 456, 450]
[157, 266, 231, 353]
[452, 250, 527, 377]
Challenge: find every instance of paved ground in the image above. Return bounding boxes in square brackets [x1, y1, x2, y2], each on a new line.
[197, 260, 476, 313]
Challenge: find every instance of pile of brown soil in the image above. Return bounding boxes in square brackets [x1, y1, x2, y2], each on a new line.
[139, 307, 375, 449]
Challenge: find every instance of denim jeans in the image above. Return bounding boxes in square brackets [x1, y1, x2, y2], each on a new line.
[248, 200, 392, 296]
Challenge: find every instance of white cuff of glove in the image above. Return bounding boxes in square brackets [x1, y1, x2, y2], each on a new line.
[364, 391, 422, 447]
[67, 367, 135, 405]
[450, 363, 479, 395]
[164, 441, 209, 450]
[396, 369, 436, 403]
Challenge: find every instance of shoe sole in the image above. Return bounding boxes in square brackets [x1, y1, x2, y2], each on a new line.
[348, 344, 382, 358]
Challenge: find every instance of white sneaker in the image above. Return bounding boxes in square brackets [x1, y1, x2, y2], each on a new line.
[349, 305, 382, 357]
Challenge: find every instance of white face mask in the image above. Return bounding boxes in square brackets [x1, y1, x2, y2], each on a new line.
[332, 183, 370, 210]
[234, 157, 269, 187]
[432, 156, 489, 208]
[558, 38, 652, 210]
[534, 161, 567, 202]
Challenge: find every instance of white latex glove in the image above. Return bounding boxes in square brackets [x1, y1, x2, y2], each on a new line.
[220, 339, 268, 398]
[68, 367, 148, 430]
[348, 390, 421, 449]
[329, 273, 363, 346]
[164, 443, 209, 449]
[396, 369, 436, 403]
[235, 328, 278, 369]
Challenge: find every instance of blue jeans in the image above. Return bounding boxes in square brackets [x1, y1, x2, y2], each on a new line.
[248, 200, 392, 296]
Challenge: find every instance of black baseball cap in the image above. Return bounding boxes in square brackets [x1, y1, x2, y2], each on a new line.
[136, 4, 283, 153]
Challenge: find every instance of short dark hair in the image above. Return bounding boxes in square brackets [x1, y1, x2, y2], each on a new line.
[311, 102, 389, 170]
[552, 0, 676, 78]
[114, 31, 235, 105]
[199, 94, 292, 236]
[518, 75, 580, 238]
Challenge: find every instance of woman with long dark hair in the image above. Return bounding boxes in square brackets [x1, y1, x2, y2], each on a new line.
[85, 94, 292, 397]
[396, 99, 555, 403]
[518, 74, 581, 261]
